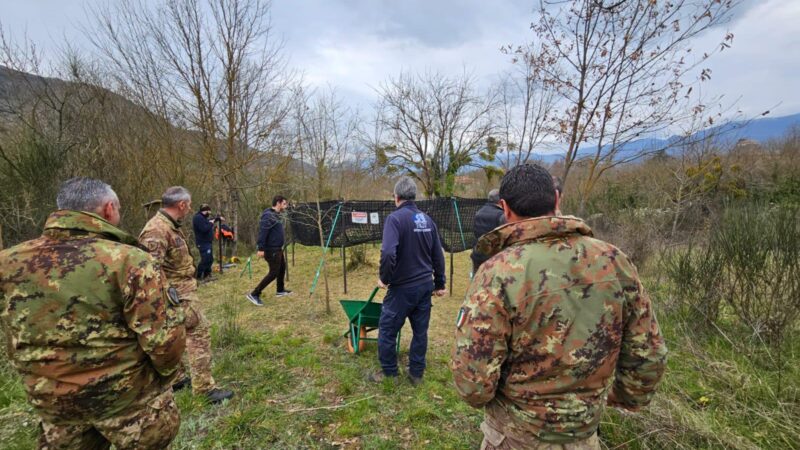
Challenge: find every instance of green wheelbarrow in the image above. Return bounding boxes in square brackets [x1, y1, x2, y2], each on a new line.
[340, 286, 400, 354]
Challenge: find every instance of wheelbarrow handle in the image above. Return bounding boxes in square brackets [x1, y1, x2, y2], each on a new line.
[347, 287, 382, 326]
[366, 286, 381, 303]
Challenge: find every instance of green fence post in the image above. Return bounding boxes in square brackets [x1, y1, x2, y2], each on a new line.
[309, 203, 343, 296]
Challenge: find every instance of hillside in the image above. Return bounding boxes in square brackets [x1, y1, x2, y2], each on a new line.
[531, 112, 800, 163]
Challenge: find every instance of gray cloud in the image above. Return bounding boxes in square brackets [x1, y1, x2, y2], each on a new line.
[1, 0, 797, 118]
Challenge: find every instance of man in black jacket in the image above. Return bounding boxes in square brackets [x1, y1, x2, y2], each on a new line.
[193, 204, 216, 280]
[369, 177, 446, 386]
[246, 195, 290, 306]
[470, 189, 505, 274]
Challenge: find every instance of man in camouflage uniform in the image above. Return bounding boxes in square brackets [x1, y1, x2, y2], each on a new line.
[139, 186, 234, 404]
[0, 178, 186, 449]
[451, 164, 667, 449]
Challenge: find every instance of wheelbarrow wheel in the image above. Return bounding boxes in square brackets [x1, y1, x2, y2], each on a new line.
[346, 326, 367, 353]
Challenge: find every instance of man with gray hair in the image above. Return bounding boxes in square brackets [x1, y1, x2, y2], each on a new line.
[369, 176, 446, 385]
[470, 188, 505, 274]
[139, 186, 234, 404]
[1, 177, 186, 449]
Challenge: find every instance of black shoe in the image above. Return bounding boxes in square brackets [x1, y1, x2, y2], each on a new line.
[276, 290, 293, 297]
[206, 388, 234, 404]
[172, 377, 191, 391]
[246, 293, 264, 306]
[407, 374, 424, 387]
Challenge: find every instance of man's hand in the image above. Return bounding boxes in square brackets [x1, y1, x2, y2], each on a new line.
[433, 289, 447, 297]
[377, 279, 388, 289]
[257, 250, 264, 258]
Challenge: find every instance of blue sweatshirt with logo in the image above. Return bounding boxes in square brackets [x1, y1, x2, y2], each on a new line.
[379, 201, 446, 290]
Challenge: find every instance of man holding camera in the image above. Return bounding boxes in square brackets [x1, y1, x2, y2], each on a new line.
[193, 204, 221, 281]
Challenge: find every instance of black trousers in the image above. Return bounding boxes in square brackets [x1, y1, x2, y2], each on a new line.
[251, 248, 285, 296]
[196, 244, 214, 279]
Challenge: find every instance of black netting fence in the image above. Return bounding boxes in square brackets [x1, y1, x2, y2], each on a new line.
[287, 198, 486, 253]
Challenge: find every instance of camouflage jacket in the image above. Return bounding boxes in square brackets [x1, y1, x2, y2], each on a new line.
[451, 216, 667, 443]
[0, 210, 186, 423]
[139, 210, 197, 298]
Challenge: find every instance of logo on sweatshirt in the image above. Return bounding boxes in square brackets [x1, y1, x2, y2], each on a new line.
[413, 213, 430, 232]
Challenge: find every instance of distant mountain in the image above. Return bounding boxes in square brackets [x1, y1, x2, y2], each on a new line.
[531, 112, 800, 163]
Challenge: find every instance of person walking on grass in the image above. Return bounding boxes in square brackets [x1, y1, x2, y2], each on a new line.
[246, 195, 292, 306]
[451, 164, 667, 449]
[368, 176, 447, 386]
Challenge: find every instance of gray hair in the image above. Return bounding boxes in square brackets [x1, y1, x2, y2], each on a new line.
[487, 189, 500, 203]
[161, 186, 191, 207]
[394, 176, 417, 201]
[56, 177, 118, 212]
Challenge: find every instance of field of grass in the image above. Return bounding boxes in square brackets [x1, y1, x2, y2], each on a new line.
[1, 244, 799, 449]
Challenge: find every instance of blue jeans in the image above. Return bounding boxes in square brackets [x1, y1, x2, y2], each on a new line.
[378, 282, 433, 377]
[196, 244, 213, 279]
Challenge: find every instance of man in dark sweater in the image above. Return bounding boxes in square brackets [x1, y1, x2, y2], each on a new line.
[369, 177, 446, 385]
[470, 189, 506, 275]
[246, 195, 290, 306]
[193, 204, 216, 280]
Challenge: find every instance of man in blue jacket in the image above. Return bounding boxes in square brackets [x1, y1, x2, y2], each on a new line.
[370, 177, 446, 385]
[193, 204, 216, 280]
[246, 195, 291, 306]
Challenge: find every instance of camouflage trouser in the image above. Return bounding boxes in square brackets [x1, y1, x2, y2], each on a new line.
[179, 297, 216, 394]
[480, 422, 601, 450]
[37, 389, 179, 450]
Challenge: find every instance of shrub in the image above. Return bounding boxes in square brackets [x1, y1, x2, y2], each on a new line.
[713, 204, 800, 344]
[346, 244, 371, 271]
[662, 203, 800, 346]
[661, 240, 724, 325]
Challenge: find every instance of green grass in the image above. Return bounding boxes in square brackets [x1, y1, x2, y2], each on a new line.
[1, 244, 799, 448]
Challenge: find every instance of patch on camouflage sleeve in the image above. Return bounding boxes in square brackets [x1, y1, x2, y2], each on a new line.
[456, 306, 468, 329]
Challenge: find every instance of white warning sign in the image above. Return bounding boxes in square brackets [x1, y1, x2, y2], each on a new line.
[370, 212, 380, 224]
[351, 211, 368, 224]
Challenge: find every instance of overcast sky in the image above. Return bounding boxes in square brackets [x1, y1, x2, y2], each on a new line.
[1, 0, 798, 118]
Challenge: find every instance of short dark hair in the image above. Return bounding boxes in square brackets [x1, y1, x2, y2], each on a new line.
[499, 164, 556, 218]
[272, 195, 287, 207]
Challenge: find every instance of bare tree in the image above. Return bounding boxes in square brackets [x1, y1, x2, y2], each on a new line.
[90, 0, 296, 253]
[508, 0, 739, 213]
[289, 86, 360, 312]
[375, 71, 497, 198]
[497, 45, 557, 169]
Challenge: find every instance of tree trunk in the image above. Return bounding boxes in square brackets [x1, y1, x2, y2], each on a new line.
[671, 183, 684, 237]
[230, 188, 240, 257]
